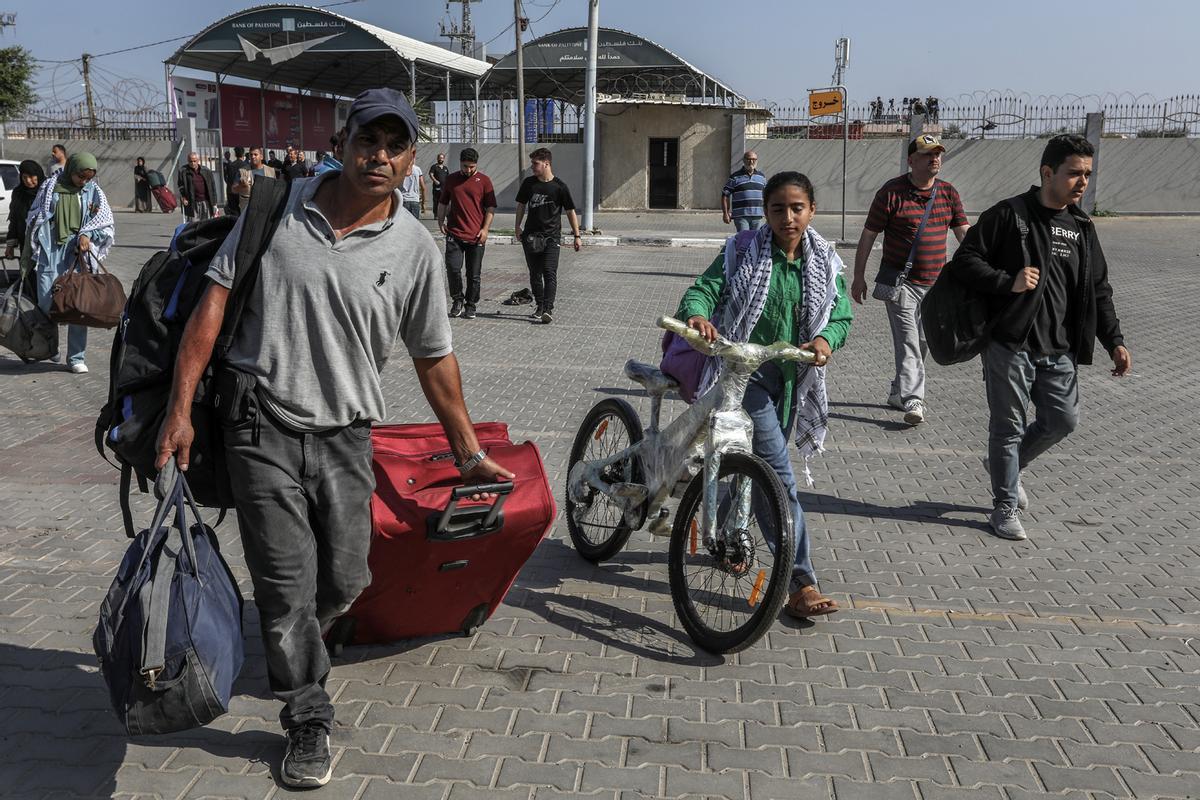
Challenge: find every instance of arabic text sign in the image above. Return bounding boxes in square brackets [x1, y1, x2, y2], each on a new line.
[809, 90, 843, 117]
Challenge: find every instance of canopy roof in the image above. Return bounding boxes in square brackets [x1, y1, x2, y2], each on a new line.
[486, 27, 749, 106]
[166, 4, 491, 101]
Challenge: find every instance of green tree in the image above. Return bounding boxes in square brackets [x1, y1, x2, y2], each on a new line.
[0, 45, 37, 121]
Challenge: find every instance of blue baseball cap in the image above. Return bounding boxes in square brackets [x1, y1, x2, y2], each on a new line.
[346, 88, 419, 145]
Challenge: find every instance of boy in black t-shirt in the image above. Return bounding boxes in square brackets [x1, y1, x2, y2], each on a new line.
[514, 148, 583, 324]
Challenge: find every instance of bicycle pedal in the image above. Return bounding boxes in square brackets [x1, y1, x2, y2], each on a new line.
[611, 482, 649, 504]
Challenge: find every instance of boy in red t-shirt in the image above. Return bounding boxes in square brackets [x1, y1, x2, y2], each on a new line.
[436, 148, 497, 319]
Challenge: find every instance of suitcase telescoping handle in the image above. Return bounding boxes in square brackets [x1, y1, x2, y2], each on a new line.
[428, 482, 514, 541]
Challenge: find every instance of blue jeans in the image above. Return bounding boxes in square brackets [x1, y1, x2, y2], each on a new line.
[733, 216, 764, 232]
[982, 341, 1079, 507]
[35, 250, 87, 365]
[743, 362, 814, 591]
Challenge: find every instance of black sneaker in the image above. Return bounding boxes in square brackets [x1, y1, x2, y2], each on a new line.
[448, 301, 463, 318]
[281, 721, 332, 788]
[528, 306, 543, 319]
[539, 310, 553, 324]
[462, 306, 477, 319]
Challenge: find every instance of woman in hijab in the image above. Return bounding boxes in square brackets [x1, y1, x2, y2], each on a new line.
[26, 152, 115, 373]
[4, 160, 45, 261]
[133, 156, 152, 212]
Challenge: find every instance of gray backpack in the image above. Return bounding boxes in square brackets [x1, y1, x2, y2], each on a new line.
[0, 262, 58, 363]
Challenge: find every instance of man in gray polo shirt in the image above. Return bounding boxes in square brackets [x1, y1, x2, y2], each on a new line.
[156, 88, 512, 789]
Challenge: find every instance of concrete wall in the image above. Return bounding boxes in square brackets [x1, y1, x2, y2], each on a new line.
[428, 143, 584, 213]
[2, 140, 185, 210]
[748, 137, 1200, 215]
[597, 106, 732, 210]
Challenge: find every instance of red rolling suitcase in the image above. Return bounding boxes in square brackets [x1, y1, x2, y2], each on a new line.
[328, 422, 555, 648]
[152, 185, 178, 212]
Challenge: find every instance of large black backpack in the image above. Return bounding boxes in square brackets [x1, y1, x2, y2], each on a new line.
[96, 178, 290, 536]
[922, 197, 1029, 365]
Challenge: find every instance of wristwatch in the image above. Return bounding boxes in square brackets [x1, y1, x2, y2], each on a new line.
[455, 448, 488, 473]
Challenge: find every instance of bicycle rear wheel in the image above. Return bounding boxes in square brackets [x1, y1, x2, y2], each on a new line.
[565, 398, 645, 562]
[668, 452, 794, 654]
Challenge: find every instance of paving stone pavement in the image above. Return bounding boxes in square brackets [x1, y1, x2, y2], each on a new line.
[1, 209, 1198, 800]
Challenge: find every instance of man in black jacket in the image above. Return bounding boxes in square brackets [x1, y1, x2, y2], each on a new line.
[948, 134, 1131, 541]
[178, 152, 219, 221]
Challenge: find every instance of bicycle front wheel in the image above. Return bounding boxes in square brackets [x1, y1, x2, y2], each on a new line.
[565, 398, 645, 562]
[668, 452, 795, 654]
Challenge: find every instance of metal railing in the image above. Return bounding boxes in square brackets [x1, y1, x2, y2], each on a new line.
[10, 94, 1200, 144]
[431, 99, 584, 144]
[763, 95, 1200, 140]
[5, 108, 175, 141]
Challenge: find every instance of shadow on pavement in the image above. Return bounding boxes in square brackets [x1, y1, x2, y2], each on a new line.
[0, 640, 280, 797]
[602, 269, 697, 280]
[801, 493, 991, 533]
[0, 359, 71, 375]
[828, 410, 912, 431]
[591, 386, 649, 398]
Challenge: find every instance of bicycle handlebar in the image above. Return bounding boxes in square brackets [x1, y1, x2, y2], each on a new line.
[657, 316, 816, 365]
[658, 315, 720, 355]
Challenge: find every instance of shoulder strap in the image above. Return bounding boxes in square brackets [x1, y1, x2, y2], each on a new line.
[1006, 196, 1032, 265]
[215, 176, 291, 359]
[903, 183, 940, 271]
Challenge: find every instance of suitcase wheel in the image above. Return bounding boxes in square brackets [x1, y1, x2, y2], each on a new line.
[324, 616, 357, 657]
[460, 604, 490, 636]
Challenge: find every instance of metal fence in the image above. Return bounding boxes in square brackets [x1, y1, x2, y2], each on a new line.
[10, 94, 1200, 144]
[764, 95, 1200, 140]
[432, 99, 584, 144]
[5, 108, 175, 141]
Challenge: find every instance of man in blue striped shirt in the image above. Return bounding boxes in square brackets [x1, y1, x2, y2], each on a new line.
[721, 151, 767, 231]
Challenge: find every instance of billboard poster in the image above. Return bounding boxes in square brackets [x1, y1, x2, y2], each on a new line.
[301, 96, 337, 151]
[263, 89, 302, 150]
[218, 84, 263, 148]
[171, 76, 220, 130]
[524, 99, 539, 143]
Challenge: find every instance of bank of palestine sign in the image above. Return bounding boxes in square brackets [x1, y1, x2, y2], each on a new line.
[809, 90, 844, 117]
[186, 8, 385, 60]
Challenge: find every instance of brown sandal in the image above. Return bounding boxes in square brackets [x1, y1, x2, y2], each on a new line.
[785, 586, 839, 619]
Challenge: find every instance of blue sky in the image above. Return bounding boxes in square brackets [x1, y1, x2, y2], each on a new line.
[11, 0, 1198, 110]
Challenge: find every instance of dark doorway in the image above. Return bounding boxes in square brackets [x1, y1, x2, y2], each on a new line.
[648, 138, 679, 208]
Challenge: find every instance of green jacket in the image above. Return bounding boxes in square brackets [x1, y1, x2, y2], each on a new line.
[675, 244, 853, 424]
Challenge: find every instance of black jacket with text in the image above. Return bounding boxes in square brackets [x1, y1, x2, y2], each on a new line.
[947, 186, 1124, 365]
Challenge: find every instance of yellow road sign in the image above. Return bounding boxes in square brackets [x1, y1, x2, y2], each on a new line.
[809, 90, 843, 116]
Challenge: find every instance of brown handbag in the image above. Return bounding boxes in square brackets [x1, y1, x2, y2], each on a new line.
[49, 249, 127, 329]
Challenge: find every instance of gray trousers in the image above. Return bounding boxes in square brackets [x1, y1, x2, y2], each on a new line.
[981, 340, 1080, 507]
[884, 282, 931, 404]
[224, 403, 375, 732]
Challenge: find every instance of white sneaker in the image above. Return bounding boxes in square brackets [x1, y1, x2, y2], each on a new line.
[990, 503, 1027, 540]
[69, 363, 89, 374]
[903, 399, 926, 425]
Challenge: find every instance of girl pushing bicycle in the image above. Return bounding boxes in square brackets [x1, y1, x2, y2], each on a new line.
[675, 172, 852, 620]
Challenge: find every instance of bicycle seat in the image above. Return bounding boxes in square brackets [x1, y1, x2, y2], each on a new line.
[624, 359, 679, 396]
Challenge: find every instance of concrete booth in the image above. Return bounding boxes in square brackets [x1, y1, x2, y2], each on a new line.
[486, 27, 770, 211]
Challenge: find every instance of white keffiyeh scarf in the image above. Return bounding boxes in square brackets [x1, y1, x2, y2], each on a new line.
[28, 174, 116, 262]
[698, 224, 842, 485]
